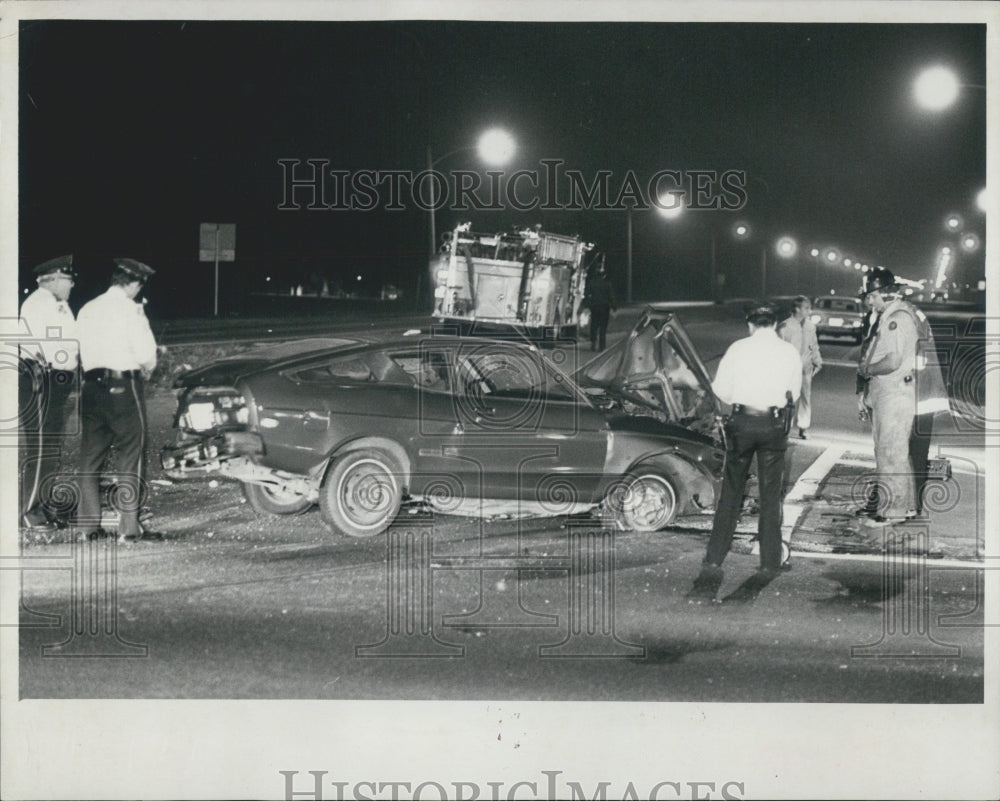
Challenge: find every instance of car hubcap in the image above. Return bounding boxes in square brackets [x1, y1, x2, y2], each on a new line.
[338, 459, 397, 529]
[621, 475, 676, 531]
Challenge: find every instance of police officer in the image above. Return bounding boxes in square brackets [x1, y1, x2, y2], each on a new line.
[688, 303, 802, 601]
[857, 268, 948, 526]
[18, 255, 79, 529]
[75, 258, 162, 542]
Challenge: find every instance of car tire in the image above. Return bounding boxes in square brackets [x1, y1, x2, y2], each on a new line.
[319, 449, 403, 538]
[242, 481, 313, 516]
[612, 472, 679, 532]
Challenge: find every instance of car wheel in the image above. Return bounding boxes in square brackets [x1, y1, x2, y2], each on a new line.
[613, 472, 679, 532]
[242, 481, 313, 516]
[319, 449, 403, 537]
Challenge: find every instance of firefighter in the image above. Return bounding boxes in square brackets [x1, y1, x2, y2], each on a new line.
[856, 267, 948, 525]
[583, 262, 616, 352]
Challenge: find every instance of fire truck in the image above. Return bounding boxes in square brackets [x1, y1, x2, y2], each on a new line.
[430, 222, 596, 340]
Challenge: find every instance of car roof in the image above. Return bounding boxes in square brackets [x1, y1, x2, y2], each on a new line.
[174, 334, 544, 388]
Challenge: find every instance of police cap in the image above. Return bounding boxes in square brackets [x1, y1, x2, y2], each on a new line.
[745, 301, 778, 327]
[858, 267, 896, 298]
[33, 254, 76, 281]
[113, 258, 156, 282]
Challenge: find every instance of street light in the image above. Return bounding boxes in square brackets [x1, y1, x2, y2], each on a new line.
[912, 64, 985, 113]
[476, 128, 516, 166]
[426, 128, 516, 256]
[913, 65, 961, 111]
[733, 224, 796, 297]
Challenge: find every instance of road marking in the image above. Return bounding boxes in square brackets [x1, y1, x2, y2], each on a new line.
[786, 444, 846, 504]
[784, 550, 986, 568]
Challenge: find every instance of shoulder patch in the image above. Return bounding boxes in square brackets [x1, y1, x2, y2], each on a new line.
[888, 321, 897, 330]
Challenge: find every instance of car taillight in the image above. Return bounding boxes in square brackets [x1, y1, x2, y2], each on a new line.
[178, 388, 249, 432]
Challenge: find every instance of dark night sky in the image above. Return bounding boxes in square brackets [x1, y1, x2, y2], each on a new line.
[17, 19, 987, 316]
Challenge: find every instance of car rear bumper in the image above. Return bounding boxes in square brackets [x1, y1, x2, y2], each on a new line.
[160, 431, 264, 474]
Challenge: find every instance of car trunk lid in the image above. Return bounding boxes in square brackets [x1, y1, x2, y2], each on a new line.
[172, 337, 360, 388]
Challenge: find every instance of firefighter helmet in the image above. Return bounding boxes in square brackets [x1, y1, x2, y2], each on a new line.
[858, 267, 897, 298]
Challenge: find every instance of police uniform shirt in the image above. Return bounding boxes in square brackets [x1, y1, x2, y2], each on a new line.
[77, 285, 157, 373]
[18, 285, 79, 369]
[712, 327, 802, 408]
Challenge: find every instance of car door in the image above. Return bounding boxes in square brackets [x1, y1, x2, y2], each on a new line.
[445, 342, 608, 504]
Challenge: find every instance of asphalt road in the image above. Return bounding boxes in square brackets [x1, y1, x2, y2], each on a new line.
[15, 301, 988, 702]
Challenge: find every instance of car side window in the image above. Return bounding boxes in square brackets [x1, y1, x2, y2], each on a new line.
[288, 356, 372, 383]
[386, 350, 452, 392]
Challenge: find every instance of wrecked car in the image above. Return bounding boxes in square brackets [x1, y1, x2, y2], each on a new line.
[161, 319, 724, 539]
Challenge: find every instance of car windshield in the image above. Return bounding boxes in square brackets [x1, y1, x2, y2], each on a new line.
[818, 298, 859, 313]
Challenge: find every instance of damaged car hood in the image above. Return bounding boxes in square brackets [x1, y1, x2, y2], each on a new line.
[574, 306, 721, 437]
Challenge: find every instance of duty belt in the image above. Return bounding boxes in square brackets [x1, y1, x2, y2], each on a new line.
[731, 403, 780, 417]
[22, 359, 77, 380]
[84, 368, 141, 382]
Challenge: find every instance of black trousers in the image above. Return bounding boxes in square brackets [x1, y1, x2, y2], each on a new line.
[706, 411, 788, 571]
[18, 360, 76, 524]
[590, 305, 611, 351]
[910, 411, 934, 514]
[77, 375, 148, 537]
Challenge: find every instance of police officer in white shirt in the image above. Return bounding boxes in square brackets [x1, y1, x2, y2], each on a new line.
[18, 255, 79, 529]
[689, 302, 802, 601]
[75, 258, 162, 542]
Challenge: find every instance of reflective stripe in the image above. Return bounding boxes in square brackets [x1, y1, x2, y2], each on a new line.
[916, 397, 951, 414]
[23, 387, 46, 523]
[128, 376, 147, 491]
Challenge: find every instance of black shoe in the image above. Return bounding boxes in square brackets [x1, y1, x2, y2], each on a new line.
[120, 530, 165, 543]
[80, 528, 112, 542]
[854, 507, 878, 518]
[798, 429, 808, 440]
[21, 510, 50, 528]
[687, 564, 724, 601]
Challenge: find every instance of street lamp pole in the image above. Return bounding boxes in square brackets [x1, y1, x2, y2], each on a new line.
[626, 208, 633, 304]
[427, 144, 437, 257]
[710, 233, 717, 303]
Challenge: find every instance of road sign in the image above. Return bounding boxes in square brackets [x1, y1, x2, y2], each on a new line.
[200, 223, 236, 316]
[199, 223, 236, 262]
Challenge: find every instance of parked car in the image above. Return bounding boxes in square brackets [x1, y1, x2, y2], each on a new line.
[810, 295, 865, 344]
[160, 316, 724, 538]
